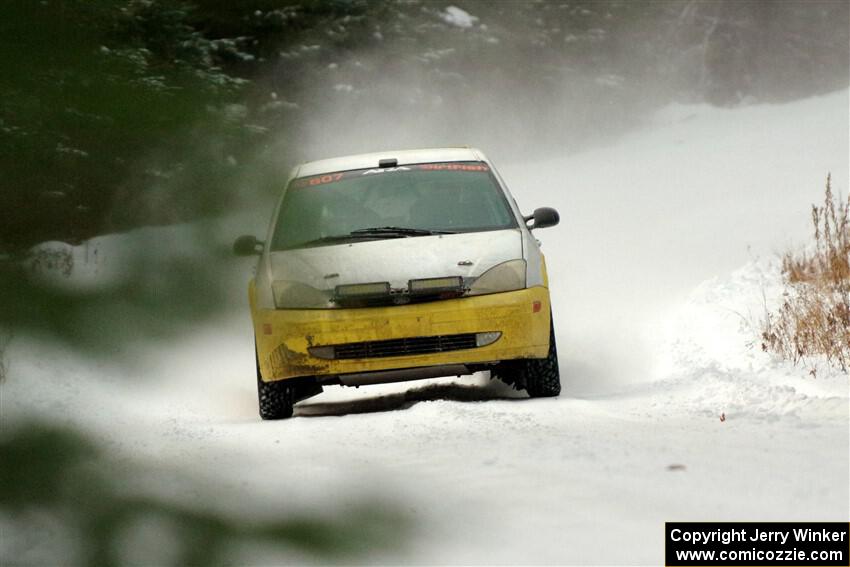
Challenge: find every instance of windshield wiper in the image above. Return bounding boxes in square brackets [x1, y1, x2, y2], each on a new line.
[296, 234, 383, 247]
[349, 226, 458, 237]
[294, 227, 457, 248]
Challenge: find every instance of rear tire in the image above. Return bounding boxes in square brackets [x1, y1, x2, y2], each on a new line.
[256, 349, 294, 420]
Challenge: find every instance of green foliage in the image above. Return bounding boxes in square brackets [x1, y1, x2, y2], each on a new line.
[0, 0, 256, 251]
[0, 422, 412, 566]
[0, 220, 247, 351]
[0, 0, 283, 346]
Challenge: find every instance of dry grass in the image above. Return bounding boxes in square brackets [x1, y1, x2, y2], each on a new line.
[762, 175, 850, 372]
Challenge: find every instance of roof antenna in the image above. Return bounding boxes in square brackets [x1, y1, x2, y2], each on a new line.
[379, 158, 397, 168]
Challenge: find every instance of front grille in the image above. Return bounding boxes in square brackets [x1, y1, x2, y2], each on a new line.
[324, 333, 479, 360]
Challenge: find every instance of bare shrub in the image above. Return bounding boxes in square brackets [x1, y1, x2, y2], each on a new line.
[762, 175, 850, 372]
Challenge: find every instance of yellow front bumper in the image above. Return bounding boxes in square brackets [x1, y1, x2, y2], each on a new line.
[251, 286, 551, 382]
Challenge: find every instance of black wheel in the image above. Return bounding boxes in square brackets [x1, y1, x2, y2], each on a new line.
[256, 349, 294, 420]
[523, 320, 561, 397]
[495, 315, 561, 398]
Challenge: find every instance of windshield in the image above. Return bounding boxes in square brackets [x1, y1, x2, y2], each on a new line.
[271, 161, 517, 250]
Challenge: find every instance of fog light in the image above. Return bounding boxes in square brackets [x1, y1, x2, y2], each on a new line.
[335, 282, 390, 298]
[409, 276, 463, 295]
[475, 331, 502, 347]
[308, 345, 335, 360]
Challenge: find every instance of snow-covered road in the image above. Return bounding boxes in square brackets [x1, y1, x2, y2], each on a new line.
[5, 304, 846, 564]
[3, 91, 848, 565]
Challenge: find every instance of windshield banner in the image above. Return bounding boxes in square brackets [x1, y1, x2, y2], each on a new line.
[290, 162, 490, 189]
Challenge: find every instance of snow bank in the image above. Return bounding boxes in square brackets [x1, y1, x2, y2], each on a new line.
[653, 258, 848, 423]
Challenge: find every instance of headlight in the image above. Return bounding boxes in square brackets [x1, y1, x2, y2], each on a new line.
[272, 280, 333, 309]
[468, 259, 527, 296]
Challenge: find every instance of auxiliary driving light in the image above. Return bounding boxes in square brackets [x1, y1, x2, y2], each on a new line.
[334, 282, 391, 298]
[408, 276, 464, 295]
[475, 331, 502, 347]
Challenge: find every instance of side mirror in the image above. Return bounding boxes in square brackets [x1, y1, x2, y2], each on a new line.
[524, 207, 560, 230]
[233, 235, 264, 256]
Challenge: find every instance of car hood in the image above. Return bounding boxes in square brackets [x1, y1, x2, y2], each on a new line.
[268, 229, 523, 290]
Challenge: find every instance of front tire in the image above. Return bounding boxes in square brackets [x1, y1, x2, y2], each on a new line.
[256, 350, 294, 420]
[496, 315, 561, 398]
[523, 321, 561, 397]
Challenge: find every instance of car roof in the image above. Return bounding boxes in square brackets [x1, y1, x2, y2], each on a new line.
[294, 147, 487, 178]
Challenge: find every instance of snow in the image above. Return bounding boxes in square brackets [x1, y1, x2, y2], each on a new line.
[656, 258, 848, 422]
[500, 88, 849, 393]
[2, 90, 848, 564]
[440, 6, 478, 29]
